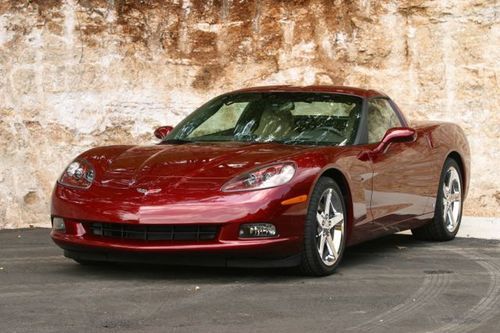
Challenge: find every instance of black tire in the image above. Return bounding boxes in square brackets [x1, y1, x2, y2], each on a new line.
[411, 158, 463, 241]
[299, 177, 347, 276]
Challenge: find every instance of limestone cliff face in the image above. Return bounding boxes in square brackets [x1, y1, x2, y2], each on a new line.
[0, 0, 498, 228]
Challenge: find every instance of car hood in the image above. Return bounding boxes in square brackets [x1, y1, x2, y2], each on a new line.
[89, 142, 310, 189]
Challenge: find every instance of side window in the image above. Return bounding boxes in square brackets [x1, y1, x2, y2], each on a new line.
[367, 99, 402, 143]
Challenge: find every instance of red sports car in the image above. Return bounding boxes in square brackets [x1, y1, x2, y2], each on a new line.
[51, 86, 470, 276]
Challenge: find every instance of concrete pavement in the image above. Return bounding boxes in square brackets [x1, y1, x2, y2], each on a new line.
[456, 216, 500, 240]
[0, 227, 499, 333]
[398, 216, 500, 240]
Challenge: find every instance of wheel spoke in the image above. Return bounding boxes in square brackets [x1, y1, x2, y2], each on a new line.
[443, 202, 449, 220]
[326, 234, 337, 259]
[329, 213, 344, 227]
[318, 233, 326, 257]
[448, 192, 461, 203]
[443, 183, 450, 199]
[324, 189, 333, 216]
[447, 206, 455, 227]
[446, 172, 455, 189]
[316, 212, 323, 226]
[450, 172, 459, 187]
[333, 228, 342, 242]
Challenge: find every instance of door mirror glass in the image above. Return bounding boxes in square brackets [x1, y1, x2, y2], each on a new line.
[154, 126, 174, 139]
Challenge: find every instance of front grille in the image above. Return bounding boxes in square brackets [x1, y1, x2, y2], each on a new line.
[87, 222, 218, 241]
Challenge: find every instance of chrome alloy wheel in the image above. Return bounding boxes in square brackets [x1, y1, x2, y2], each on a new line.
[442, 166, 462, 232]
[316, 188, 345, 266]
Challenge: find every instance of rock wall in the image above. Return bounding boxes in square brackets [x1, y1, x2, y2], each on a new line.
[0, 0, 498, 228]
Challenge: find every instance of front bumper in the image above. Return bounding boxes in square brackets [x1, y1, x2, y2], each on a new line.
[51, 222, 302, 267]
[51, 182, 310, 265]
[51, 224, 300, 256]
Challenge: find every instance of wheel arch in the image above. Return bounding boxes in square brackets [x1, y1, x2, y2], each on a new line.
[315, 168, 354, 242]
[446, 151, 467, 198]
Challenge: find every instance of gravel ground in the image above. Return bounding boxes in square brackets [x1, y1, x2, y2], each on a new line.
[0, 228, 499, 333]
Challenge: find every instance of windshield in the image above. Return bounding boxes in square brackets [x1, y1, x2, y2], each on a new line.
[164, 92, 363, 146]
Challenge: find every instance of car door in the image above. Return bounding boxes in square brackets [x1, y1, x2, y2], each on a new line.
[367, 98, 433, 233]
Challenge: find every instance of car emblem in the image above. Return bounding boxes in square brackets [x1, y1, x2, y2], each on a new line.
[136, 188, 162, 195]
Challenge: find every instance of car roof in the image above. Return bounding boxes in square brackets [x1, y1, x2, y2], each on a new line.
[229, 85, 388, 99]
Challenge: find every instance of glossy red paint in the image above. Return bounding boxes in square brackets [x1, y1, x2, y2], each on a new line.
[230, 85, 388, 99]
[153, 125, 174, 140]
[357, 127, 416, 161]
[50, 86, 470, 267]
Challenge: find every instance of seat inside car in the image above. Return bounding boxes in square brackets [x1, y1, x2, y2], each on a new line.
[343, 105, 360, 143]
[253, 104, 295, 140]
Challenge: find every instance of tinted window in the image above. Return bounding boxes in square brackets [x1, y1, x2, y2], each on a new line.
[367, 99, 402, 143]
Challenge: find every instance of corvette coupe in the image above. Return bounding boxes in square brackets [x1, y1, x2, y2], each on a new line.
[51, 86, 470, 276]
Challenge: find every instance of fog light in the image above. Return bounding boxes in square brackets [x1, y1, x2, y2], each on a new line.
[239, 223, 277, 238]
[52, 217, 65, 232]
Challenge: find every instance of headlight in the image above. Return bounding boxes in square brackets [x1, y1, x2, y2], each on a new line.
[58, 159, 95, 189]
[221, 162, 296, 192]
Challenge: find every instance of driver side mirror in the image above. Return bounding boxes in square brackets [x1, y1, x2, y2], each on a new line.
[358, 127, 417, 161]
[154, 126, 174, 140]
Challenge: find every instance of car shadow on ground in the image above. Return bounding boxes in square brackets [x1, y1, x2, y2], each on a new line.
[53, 233, 443, 282]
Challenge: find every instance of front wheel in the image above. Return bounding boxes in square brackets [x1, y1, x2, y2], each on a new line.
[412, 158, 463, 241]
[300, 177, 347, 276]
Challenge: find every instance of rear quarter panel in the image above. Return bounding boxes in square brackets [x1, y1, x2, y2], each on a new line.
[412, 121, 471, 200]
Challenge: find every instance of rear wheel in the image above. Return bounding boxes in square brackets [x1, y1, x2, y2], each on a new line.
[300, 177, 346, 276]
[412, 158, 463, 241]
